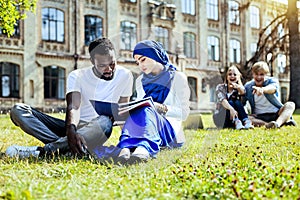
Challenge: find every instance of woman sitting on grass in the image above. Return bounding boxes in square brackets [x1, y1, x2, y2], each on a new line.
[213, 65, 253, 130]
[116, 40, 190, 163]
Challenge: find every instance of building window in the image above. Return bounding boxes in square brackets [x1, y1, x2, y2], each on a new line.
[210, 86, 216, 102]
[250, 42, 257, 56]
[230, 39, 241, 63]
[265, 20, 271, 35]
[201, 78, 207, 93]
[250, 6, 260, 29]
[44, 66, 65, 99]
[0, 21, 20, 37]
[182, 0, 195, 15]
[85, 15, 103, 46]
[0, 62, 19, 98]
[228, 0, 240, 25]
[30, 80, 34, 98]
[188, 77, 197, 102]
[183, 32, 196, 58]
[122, 0, 136, 2]
[278, 23, 284, 38]
[120, 21, 137, 50]
[42, 7, 64, 42]
[206, 0, 219, 20]
[277, 53, 286, 73]
[154, 26, 169, 50]
[207, 36, 220, 61]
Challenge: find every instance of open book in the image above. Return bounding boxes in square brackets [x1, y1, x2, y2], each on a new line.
[90, 97, 155, 122]
[118, 97, 155, 115]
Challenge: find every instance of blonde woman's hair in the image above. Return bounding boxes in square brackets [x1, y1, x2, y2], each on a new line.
[251, 61, 269, 74]
[225, 65, 243, 85]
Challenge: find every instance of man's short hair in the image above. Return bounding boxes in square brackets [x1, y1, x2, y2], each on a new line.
[251, 61, 270, 74]
[88, 38, 115, 59]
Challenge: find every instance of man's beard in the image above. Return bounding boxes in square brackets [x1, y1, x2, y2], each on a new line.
[93, 66, 114, 81]
[100, 72, 114, 81]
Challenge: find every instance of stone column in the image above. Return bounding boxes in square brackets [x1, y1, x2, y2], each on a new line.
[23, 10, 39, 106]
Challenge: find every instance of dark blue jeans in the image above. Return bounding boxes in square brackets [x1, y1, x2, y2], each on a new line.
[223, 99, 248, 128]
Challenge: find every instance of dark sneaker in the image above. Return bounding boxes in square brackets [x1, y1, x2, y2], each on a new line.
[265, 121, 279, 129]
[284, 120, 297, 127]
[6, 145, 40, 158]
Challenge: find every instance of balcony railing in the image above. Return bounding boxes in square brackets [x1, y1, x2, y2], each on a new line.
[39, 41, 68, 54]
[0, 37, 23, 49]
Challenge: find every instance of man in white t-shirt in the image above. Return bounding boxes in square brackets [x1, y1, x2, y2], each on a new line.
[244, 61, 296, 129]
[6, 38, 133, 158]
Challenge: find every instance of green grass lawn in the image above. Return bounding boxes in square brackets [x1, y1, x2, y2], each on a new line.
[1, 113, 300, 199]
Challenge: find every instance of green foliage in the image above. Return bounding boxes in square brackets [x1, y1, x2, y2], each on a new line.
[0, 113, 300, 199]
[0, 0, 36, 37]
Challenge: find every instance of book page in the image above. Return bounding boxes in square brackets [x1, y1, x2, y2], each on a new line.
[90, 97, 155, 122]
[118, 97, 155, 115]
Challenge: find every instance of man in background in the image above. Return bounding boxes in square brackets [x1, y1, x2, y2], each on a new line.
[244, 61, 296, 129]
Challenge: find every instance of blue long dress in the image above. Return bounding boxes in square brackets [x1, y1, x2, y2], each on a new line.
[117, 66, 177, 157]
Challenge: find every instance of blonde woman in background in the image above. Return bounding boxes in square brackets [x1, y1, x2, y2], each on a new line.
[213, 65, 253, 130]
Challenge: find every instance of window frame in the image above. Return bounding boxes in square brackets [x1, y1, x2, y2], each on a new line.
[182, 0, 196, 15]
[206, 0, 219, 21]
[250, 6, 260, 29]
[278, 23, 284, 38]
[277, 53, 286, 73]
[183, 32, 196, 58]
[229, 39, 241, 63]
[250, 42, 257, 56]
[207, 36, 220, 61]
[0, 20, 20, 37]
[120, 21, 137, 50]
[0, 62, 20, 98]
[44, 66, 65, 100]
[121, 0, 137, 3]
[84, 15, 103, 46]
[188, 77, 197, 102]
[154, 26, 169, 50]
[42, 7, 65, 43]
[265, 20, 271, 35]
[210, 86, 217, 102]
[228, 0, 240, 25]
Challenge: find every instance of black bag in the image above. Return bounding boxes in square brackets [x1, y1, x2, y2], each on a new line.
[213, 104, 227, 128]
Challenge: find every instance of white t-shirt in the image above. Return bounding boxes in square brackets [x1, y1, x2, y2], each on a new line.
[66, 65, 133, 121]
[254, 94, 279, 114]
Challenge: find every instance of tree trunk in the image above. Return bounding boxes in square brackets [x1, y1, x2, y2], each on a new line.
[287, 0, 300, 108]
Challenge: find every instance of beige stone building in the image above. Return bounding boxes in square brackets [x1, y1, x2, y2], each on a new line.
[0, 0, 292, 112]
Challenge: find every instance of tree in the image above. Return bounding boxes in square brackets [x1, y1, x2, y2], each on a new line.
[287, 0, 300, 108]
[0, 0, 37, 37]
[244, 13, 288, 78]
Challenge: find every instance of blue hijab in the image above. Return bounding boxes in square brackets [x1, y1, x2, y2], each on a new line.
[133, 40, 176, 103]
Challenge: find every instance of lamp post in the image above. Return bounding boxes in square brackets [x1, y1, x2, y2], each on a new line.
[73, 53, 79, 70]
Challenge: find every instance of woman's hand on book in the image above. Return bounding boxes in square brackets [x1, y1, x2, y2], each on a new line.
[154, 102, 168, 115]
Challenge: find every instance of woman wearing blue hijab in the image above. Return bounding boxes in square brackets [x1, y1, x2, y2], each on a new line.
[117, 40, 190, 163]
